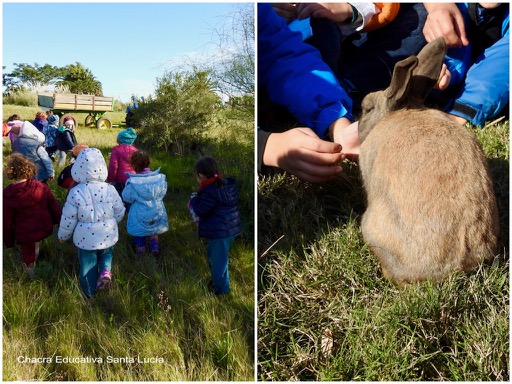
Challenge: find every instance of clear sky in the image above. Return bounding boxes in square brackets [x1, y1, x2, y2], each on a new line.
[2, 1, 249, 102]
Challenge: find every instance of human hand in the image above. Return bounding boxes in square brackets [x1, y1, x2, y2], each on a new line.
[272, 3, 298, 22]
[295, 2, 353, 22]
[434, 63, 451, 90]
[423, 3, 469, 48]
[329, 118, 360, 160]
[59, 239, 66, 243]
[262, 127, 344, 183]
[47, 177, 54, 182]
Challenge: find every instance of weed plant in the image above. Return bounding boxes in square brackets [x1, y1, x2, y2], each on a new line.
[258, 121, 509, 381]
[3, 121, 255, 381]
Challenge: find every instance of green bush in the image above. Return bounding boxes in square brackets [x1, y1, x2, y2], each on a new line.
[133, 70, 222, 155]
[2, 90, 37, 107]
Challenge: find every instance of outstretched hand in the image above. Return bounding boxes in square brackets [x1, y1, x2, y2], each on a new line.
[423, 3, 469, 48]
[295, 3, 353, 23]
[329, 118, 360, 160]
[262, 127, 344, 183]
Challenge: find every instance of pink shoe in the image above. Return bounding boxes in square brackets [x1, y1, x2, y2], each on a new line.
[96, 269, 111, 291]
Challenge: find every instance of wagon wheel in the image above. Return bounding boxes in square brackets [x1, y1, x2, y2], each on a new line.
[96, 117, 112, 129]
[85, 114, 96, 127]
[60, 114, 77, 129]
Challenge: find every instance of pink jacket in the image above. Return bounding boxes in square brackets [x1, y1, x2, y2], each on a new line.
[107, 144, 138, 184]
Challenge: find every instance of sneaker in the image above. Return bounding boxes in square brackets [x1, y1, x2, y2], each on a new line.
[96, 269, 111, 291]
[25, 262, 35, 280]
[149, 236, 160, 256]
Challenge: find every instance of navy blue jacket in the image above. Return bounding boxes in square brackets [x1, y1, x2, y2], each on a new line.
[189, 178, 241, 240]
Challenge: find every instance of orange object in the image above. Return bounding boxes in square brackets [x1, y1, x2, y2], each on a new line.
[364, 3, 400, 32]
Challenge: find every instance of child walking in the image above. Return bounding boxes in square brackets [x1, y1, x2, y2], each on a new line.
[189, 156, 241, 295]
[122, 150, 169, 257]
[3, 153, 62, 279]
[10, 120, 55, 183]
[43, 114, 59, 160]
[58, 148, 125, 298]
[108, 127, 138, 197]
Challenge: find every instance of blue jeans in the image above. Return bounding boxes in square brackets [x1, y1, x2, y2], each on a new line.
[206, 236, 236, 295]
[77, 247, 113, 297]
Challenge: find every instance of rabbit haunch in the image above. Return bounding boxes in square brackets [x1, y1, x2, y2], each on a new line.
[358, 37, 499, 284]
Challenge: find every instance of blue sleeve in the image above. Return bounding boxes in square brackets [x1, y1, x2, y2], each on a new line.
[443, 4, 471, 87]
[257, 3, 352, 137]
[448, 33, 509, 126]
[37, 146, 54, 177]
[121, 181, 135, 203]
[189, 190, 216, 218]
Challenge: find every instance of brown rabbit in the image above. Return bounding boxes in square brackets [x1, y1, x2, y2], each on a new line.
[358, 37, 499, 284]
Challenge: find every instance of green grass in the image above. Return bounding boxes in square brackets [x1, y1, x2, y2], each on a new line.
[3, 116, 255, 380]
[258, 121, 509, 381]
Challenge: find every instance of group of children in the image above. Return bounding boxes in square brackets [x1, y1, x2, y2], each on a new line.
[3, 123, 241, 298]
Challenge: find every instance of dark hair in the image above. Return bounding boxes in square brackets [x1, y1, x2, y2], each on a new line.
[194, 156, 224, 186]
[130, 150, 150, 173]
[7, 114, 21, 122]
[5, 153, 36, 180]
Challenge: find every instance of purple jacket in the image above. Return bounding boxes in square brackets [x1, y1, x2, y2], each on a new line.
[107, 144, 138, 184]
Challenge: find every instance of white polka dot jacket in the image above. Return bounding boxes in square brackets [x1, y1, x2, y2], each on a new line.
[57, 148, 126, 250]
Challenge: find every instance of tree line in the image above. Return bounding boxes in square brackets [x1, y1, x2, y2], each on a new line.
[3, 62, 103, 96]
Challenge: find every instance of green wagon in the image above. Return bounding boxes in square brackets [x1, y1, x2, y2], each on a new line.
[37, 93, 115, 129]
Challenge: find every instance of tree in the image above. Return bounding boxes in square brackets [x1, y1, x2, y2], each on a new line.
[208, 3, 254, 120]
[58, 62, 103, 96]
[3, 62, 103, 96]
[135, 69, 221, 154]
[3, 63, 64, 93]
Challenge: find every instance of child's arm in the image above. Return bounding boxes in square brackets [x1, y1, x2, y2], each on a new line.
[107, 150, 118, 183]
[37, 146, 55, 180]
[111, 185, 126, 222]
[44, 184, 62, 224]
[189, 190, 217, 218]
[121, 181, 134, 203]
[58, 198, 78, 241]
[2, 202, 15, 248]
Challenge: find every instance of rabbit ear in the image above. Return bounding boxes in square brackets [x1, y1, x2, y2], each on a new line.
[386, 55, 418, 109]
[409, 37, 447, 102]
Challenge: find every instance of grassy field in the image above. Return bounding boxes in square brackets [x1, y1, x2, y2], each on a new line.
[258, 121, 509, 381]
[2, 109, 255, 381]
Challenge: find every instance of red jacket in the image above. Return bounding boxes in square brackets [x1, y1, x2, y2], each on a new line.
[3, 179, 62, 247]
[107, 144, 138, 184]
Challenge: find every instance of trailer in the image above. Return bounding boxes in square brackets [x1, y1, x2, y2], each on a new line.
[38, 93, 115, 129]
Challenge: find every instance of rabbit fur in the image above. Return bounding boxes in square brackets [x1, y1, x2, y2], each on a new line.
[358, 37, 499, 284]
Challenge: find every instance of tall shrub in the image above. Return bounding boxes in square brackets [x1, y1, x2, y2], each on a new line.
[135, 69, 222, 154]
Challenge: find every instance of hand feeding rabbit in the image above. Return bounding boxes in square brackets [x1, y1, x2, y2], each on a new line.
[358, 37, 499, 284]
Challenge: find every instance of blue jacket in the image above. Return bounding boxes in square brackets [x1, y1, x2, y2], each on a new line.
[122, 168, 169, 237]
[32, 117, 48, 132]
[11, 137, 54, 181]
[55, 126, 77, 151]
[258, 3, 352, 138]
[444, 3, 509, 126]
[189, 178, 241, 240]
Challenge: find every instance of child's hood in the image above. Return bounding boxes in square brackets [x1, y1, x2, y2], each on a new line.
[71, 147, 108, 183]
[205, 178, 239, 205]
[125, 168, 166, 200]
[4, 179, 45, 208]
[14, 121, 45, 144]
